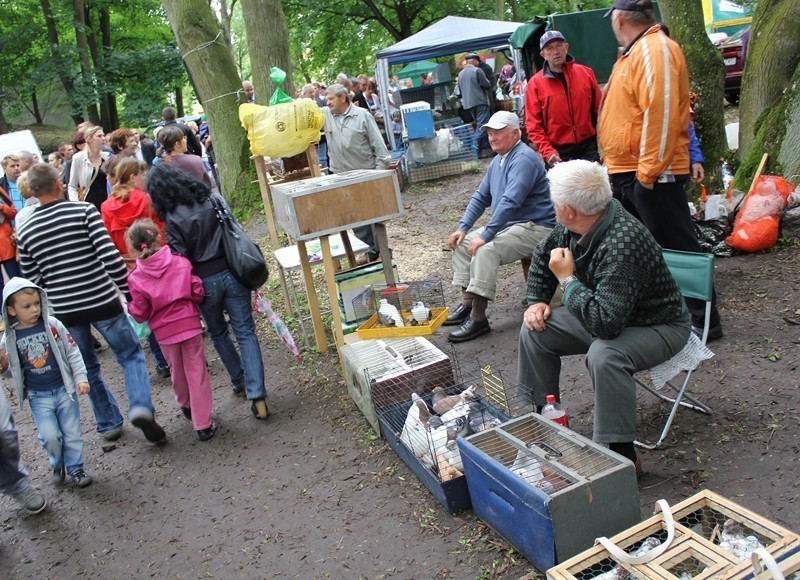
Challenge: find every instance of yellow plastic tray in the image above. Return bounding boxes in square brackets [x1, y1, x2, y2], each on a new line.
[356, 307, 448, 339]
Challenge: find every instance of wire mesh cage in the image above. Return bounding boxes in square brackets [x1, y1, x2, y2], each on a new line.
[368, 347, 534, 512]
[352, 280, 448, 338]
[547, 490, 800, 580]
[458, 413, 641, 570]
[405, 123, 477, 169]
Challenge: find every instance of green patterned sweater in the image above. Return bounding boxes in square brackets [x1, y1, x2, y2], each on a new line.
[526, 199, 686, 339]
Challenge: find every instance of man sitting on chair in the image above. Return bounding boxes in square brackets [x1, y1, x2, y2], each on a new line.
[443, 111, 554, 343]
[518, 160, 690, 472]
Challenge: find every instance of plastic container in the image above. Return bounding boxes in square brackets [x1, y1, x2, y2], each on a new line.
[542, 394, 569, 428]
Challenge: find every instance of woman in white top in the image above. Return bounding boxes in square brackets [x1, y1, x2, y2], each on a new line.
[68, 125, 111, 210]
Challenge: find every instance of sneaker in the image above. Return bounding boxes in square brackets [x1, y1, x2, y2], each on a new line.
[15, 489, 47, 514]
[130, 410, 167, 443]
[51, 466, 65, 486]
[231, 383, 245, 397]
[197, 420, 218, 442]
[70, 469, 93, 488]
[102, 427, 122, 442]
[155, 364, 171, 379]
[92, 335, 104, 352]
[180, 407, 192, 421]
[251, 398, 269, 420]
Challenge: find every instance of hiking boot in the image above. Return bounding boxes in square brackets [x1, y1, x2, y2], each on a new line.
[70, 469, 93, 488]
[155, 364, 171, 379]
[130, 410, 167, 443]
[102, 427, 122, 442]
[180, 407, 192, 421]
[197, 420, 218, 442]
[51, 466, 65, 486]
[251, 398, 269, 420]
[15, 489, 47, 514]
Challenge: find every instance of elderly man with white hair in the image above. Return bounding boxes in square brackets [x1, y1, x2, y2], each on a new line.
[518, 160, 690, 473]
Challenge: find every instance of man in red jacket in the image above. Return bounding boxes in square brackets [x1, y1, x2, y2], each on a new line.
[524, 30, 602, 168]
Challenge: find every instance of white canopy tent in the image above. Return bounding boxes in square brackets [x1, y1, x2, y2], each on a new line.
[375, 16, 524, 149]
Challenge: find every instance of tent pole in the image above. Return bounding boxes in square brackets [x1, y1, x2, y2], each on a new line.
[376, 59, 396, 150]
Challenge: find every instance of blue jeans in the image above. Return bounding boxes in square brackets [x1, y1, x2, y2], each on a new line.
[68, 312, 155, 433]
[147, 333, 168, 368]
[199, 269, 266, 400]
[0, 389, 30, 497]
[469, 104, 491, 150]
[27, 387, 84, 475]
[0, 259, 21, 300]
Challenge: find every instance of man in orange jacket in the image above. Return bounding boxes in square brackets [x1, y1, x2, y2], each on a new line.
[599, 0, 722, 340]
[525, 30, 602, 167]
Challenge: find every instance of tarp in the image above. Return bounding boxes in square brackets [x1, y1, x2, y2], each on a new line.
[702, 0, 752, 33]
[396, 60, 438, 79]
[376, 15, 523, 66]
[509, 4, 660, 84]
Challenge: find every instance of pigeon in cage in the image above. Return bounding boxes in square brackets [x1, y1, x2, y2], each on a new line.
[431, 384, 476, 415]
[399, 393, 434, 462]
[510, 449, 553, 492]
[719, 519, 764, 561]
[442, 438, 463, 472]
[411, 301, 432, 324]
[468, 411, 502, 435]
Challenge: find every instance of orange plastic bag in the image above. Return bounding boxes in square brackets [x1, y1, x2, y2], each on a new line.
[725, 176, 795, 252]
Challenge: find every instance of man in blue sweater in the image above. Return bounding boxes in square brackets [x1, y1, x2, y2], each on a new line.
[444, 111, 555, 342]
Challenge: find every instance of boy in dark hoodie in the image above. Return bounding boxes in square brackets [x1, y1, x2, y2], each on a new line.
[0, 277, 94, 488]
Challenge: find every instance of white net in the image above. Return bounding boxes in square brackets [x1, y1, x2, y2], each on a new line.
[649, 333, 714, 389]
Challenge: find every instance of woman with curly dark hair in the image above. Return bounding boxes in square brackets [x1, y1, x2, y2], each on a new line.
[146, 163, 269, 419]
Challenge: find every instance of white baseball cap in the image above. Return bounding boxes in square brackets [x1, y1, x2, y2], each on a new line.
[481, 111, 520, 130]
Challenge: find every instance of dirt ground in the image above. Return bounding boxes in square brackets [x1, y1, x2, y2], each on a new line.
[1, 157, 798, 579]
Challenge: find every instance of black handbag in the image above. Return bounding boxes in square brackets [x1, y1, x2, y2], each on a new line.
[209, 194, 269, 290]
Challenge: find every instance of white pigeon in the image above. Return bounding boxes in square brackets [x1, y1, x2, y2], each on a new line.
[399, 393, 433, 462]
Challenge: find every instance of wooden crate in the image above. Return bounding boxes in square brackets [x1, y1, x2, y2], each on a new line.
[269, 169, 402, 241]
[547, 490, 800, 579]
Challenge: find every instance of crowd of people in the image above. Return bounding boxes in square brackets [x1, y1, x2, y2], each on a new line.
[0, 105, 269, 514]
[1, 0, 724, 515]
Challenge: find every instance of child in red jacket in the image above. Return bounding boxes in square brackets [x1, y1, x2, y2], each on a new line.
[126, 219, 217, 441]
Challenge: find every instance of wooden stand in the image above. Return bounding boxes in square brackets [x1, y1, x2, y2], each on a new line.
[254, 145, 396, 353]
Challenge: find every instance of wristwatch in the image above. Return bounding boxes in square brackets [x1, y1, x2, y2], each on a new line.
[559, 275, 578, 293]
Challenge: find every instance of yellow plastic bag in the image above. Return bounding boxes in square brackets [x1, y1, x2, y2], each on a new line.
[239, 100, 325, 159]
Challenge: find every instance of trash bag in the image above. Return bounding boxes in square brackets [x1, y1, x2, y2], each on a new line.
[239, 100, 325, 159]
[726, 175, 795, 253]
[268, 67, 293, 105]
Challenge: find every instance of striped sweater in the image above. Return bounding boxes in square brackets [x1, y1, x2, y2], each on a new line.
[16, 199, 129, 326]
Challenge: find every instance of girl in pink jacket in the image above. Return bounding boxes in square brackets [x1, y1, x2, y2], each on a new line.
[126, 219, 217, 441]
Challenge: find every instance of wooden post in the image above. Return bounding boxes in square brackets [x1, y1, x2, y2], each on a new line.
[320, 236, 345, 348]
[252, 156, 281, 251]
[374, 223, 396, 285]
[297, 239, 327, 353]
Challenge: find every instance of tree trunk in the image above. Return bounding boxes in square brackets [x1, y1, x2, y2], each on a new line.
[72, 0, 101, 125]
[660, 0, 727, 195]
[0, 105, 10, 133]
[100, 7, 118, 129]
[175, 87, 185, 117]
[31, 89, 43, 124]
[40, 0, 83, 125]
[161, 0, 256, 211]
[240, 0, 294, 103]
[736, 0, 800, 185]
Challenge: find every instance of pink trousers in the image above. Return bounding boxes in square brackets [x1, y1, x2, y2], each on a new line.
[160, 334, 213, 431]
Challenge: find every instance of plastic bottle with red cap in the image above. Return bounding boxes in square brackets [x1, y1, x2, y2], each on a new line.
[541, 394, 569, 428]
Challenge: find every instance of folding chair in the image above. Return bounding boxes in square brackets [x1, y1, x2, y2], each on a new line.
[635, 249, 715, 449]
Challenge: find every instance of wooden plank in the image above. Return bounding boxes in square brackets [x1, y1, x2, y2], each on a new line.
[340, 230, 357, 269]
[252, 156, 281, 251]
[374, 223, 396, 285]
[320, 236, 345, 349]
[297, 240, 327, 353]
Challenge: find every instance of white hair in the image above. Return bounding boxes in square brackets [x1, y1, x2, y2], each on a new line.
[547, 160, 612, 215]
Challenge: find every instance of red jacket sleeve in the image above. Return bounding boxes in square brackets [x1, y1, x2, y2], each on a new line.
[524, 76, 558, 161]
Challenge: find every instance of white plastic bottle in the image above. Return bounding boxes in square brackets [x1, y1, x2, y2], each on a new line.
[541, 394, 569, 428]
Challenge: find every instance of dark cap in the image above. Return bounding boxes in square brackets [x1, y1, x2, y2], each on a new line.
[604, 0, 654, 17]
[539, 30, 567, 50]
[464, 52, 479, 60]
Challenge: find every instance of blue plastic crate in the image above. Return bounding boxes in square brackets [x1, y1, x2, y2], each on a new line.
[458, 413, 641, 571]
[404, 109, 435, 140]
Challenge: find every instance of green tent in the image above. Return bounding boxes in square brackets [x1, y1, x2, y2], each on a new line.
[509, 3, 661, 84]
[395, 60, 438, 80]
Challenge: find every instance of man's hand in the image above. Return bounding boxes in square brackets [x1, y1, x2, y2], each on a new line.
[524, 302, 551, 332]
[548, 247, 575, 280]
[447, 230, 466, 251]
[638, 180, 654, 190]
[547, 152, 562, 166]
[467, 236, 486, 257]
[691, 162, 705, 184]
[0, 350, 8, 373]
[76, 382, 90, 395]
